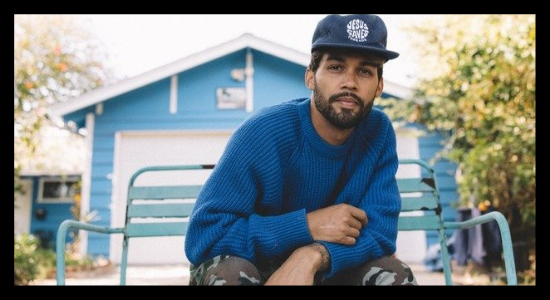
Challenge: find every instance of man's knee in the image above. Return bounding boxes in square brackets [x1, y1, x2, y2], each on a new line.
[361, 256, 417, 286]
[190, 255, 262, 285]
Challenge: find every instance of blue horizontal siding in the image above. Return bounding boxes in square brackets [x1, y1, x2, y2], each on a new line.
[90, 179, 112, 195]
[86, 235, 110, 258]
[85, 206, 112, 249]
[90, 190, 111, 197]
[419, 148, 442, 162]
[93, 119, 246, 132]
[93, 137, 115, 151]
[103, 80, 171, 116]
[91, 151, 113, 166]
[89, 193, 112, 207]
[86, 206, 111, 215]
[87, 218, 111, 227]
[178, 51, 246, 116]
[253, 51, 310, 109]
[436, 176, 458, 191]
[91, 165, 113, 179]
[93, 115, 249, 123]
[432, 161, 457, 173]
[439, 191, 460, 205]
[418, 130, 459, 249]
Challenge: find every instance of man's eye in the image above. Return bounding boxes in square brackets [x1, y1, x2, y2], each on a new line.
[359, 69, 372, 75]
[328, 65, 342, 71]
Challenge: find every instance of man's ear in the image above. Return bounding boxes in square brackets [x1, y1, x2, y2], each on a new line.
[305, 68, 314, 90]
[375, 77, 384, 98]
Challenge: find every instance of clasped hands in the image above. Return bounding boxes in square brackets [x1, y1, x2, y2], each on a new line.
[265, 204, 367, 285]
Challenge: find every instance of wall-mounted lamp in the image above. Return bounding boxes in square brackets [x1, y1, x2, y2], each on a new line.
[231, 68, 246, 82]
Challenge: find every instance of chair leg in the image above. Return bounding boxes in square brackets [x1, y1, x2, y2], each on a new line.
[120, 236, 129, 285]
[438, 229, 453, 285]
[445, 211, 518, 285]
[489, 212, 517, 285]
[56, 221, 72, 285]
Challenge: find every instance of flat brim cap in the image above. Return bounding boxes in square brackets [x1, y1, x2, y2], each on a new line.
[312, 14, 399, 61]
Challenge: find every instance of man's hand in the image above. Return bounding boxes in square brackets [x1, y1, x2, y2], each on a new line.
[306, 203, 367, 245]
[264, 243, 328, 285]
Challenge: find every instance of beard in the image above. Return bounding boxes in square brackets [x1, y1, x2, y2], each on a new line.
[313, 84, 374, 129]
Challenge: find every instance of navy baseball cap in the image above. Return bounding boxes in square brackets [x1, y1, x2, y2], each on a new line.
[311, 14, 399, 61]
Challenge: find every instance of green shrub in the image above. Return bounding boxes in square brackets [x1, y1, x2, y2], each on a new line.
[381, 15, 535, 276]
[14, 234, 42, 285]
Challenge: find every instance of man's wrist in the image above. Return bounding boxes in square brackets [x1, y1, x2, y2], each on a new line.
[308, 242, 330, 272]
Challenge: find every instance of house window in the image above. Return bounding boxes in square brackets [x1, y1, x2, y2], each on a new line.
[38, 176, 80, 203]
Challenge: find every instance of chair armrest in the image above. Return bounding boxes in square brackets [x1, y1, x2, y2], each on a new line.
[56, 220, 124, 285]
[444, 211, 517, 285]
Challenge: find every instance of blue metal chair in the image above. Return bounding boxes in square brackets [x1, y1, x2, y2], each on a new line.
[56, 164, 214, 285]
[56, 160, 517, 285]
[397, 159, 517, 285]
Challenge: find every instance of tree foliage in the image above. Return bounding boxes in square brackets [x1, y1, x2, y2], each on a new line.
[14, 15, 113, 285]
[14, 15, 111, 187]
[385, 15, 535, 272]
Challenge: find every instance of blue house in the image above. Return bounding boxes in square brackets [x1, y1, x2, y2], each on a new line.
[50, 34, 457, 265]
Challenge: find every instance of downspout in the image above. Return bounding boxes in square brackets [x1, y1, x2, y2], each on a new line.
[245, 48, 254, 113]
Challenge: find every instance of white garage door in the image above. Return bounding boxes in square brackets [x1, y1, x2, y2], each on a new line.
[111, 131, 232, 265]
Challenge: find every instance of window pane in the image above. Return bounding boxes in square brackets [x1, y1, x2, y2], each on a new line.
[43, 182, 62, 198]
[42, 180, 79, 200]
[66, 182, 77, 198]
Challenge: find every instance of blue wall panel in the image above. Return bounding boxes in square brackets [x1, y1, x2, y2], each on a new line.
[418, 130, 459, 250]
[26, 177, 75, 250]
[253, 51, 310, 108]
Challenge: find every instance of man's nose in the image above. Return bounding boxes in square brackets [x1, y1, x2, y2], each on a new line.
[340, 71, 358, 91]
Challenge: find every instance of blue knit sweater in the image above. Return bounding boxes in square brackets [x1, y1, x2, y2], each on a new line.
[185, 98, 400, 278]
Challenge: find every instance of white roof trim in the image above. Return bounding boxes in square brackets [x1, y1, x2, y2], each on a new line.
[49, 33, 411, 117]
[383, 80, 414, 99]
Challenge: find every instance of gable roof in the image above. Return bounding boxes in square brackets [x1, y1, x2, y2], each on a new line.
[50, 33, 412, 117]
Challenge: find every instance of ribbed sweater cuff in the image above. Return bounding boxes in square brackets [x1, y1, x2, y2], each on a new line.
[318, 242, 361, 278]
[251, 209, 313, 256]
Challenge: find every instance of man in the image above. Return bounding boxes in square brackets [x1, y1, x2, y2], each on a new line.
[185, 14, 417, 285]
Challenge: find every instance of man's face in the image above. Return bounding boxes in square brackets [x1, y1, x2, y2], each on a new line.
[307, 51, 384, 129]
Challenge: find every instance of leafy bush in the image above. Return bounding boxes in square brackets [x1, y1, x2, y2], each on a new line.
[14, 234, 51, 285]
[381, 15, 535, 278]
[14, 233, 98, 285]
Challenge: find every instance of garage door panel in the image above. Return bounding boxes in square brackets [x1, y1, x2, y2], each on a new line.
[111, 131, 231, 264]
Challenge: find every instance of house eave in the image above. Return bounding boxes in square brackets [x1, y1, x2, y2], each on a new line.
[49, 33, 310, 118]
[49, 33, 412, 118]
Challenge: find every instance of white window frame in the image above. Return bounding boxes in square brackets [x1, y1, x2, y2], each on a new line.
[37, 176, 80, 204]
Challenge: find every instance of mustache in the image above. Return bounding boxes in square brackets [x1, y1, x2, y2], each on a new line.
[328, 92, 364, 106]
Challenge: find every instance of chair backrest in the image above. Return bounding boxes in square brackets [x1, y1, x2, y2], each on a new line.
[126, 161, 444, 238]
[124, 164, 215, 238]
[396, 159, 444, 231]
[396, 159, 454, 285]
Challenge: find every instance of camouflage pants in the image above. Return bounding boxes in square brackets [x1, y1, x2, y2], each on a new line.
[189, 255, 417, 285]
